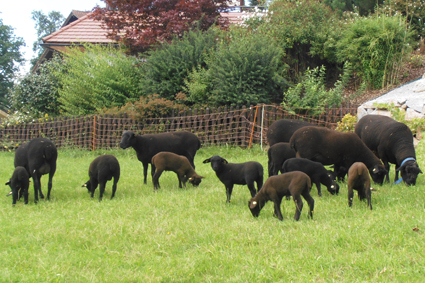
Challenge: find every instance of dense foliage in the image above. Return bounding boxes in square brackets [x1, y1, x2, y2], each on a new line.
[204, 30, 286, 105]
[335, 14, 413, 89]
[91, 0, 229, 54]
[139, 29, 221, 101]
[0, 18, 25, 110]
[56, 45, 144, 115]
[9, 55, 62, 117]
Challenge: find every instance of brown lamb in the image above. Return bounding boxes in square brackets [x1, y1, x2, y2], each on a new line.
[248, 171, 314, 221]
[347, 162, 372, 210]
[151, 152, 204, 190]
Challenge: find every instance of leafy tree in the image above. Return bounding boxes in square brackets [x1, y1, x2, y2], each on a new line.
[91, 0, 229, 53]
[56, 44, 144, 115]
[0, 17, 25, 110]
[9, 55, 63, 117]
[140, 28, 222, 101]
[30, 10, 64, 68]
[263, 0, 342, 79]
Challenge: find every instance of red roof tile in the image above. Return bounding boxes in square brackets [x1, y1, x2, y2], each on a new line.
[42, 13, 115, 44]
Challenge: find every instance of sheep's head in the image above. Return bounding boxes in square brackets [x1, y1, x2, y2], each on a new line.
[203, 155, 228, 172]
[188, 175, 204, 187]
[397, 160, 422, 186]
[82, 181, 92, 192]
[328, 181, 339, 195]
[120, 131, 136, 149]
[370, 165, 387, 185]
[248, 199, 263, 218]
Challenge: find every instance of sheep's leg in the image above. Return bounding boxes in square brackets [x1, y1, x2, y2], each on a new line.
[31, 174, 41, 203]
[348, 186, 354, 207]
[383, 160, 390, 183]
[46, 165, 56, 200]
[98, 182, 106, 202]
[142, 162, 149, 184]
[23, 189, 29, 205]
[12, 190, 18, 206]
[273, 198, 284, 221]
[315, 182, 322, 197]
[111, 179, 118, 199]
[293, 195, 304, 221]
[366, 187, 372, 210]
[90, 179, 98, 198]
[150, 163, 156, 183]
[301, 190, 314, 219]
[178, 174, 187, 188]
[247, 183, 257, 198]
[152, 170, 163, 190]
[226, 185, 234, 203]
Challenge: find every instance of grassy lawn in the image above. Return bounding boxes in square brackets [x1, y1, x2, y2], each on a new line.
[1, 143, 425, 282]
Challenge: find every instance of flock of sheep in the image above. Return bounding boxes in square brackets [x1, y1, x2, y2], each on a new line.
[5, 114, 422, 221]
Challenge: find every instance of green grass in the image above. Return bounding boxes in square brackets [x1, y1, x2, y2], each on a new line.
[1, 144, 425, 282]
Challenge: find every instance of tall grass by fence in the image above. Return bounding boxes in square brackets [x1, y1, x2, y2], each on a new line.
[0, 104, 357, 150]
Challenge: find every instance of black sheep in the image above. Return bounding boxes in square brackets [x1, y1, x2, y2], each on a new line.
[347, 162, 372, 210]
[282, 158, 339, 196]
[151, 152, 204, 190]
[120, 131, 201, 185]
[355, 114, 422, 185]
[203, 155, 263, 203]
[267, 119, 318, 146]
[82, 155, 120, 201]
[290, 126, 387, 185]
[5, 166, 30, 205]
[248, 171, 314, 221]
[14, 138, 57, 203]
[267, 142, 296, 177]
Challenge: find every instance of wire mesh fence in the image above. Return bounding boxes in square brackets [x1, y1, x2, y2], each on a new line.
[0, 104, 357, 150]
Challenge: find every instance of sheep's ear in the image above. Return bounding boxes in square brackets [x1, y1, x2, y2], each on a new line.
[249, 201, 258, 209]
[203, 158, 211, 164]
[222, 159, 228, 164]
[189, 177, 193, 181]
[82, 183, 87, 187]
[5, 180, 10, 186]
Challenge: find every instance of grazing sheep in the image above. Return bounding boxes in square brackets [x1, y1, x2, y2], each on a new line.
[248, 171, 314, 221]
[203, 155, 263, 203]
[82, 155, 120, 201]
[290, 126, 387, 185]
[151, 152, 204, 190]
[14, 138, 57, 203]
[282, 158, 339, 196]
[355, 114, 422, 185]
[5, 166, 30, 205]
[119, 131, 201, 185]
[347, 162, 372, 210]
[267, 142, 296, 177]
[267, 119, 318, 146]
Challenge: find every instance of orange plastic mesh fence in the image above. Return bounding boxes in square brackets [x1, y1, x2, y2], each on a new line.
[0, 105, 357, 150]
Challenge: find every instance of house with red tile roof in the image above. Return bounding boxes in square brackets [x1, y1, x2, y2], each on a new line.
[34, 2, 261, 71]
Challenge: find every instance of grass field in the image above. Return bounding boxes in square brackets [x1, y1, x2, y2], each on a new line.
[1, 143, 425, 282]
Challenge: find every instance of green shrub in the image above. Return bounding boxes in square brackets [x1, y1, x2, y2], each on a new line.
[336, 14, 413, 89]
[139, 28, 221, 101]
[56, 44, 144, 115]
[282, 62, 352, 112]
[205, 30, 287, 105]
[335, 113, 357, 132]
